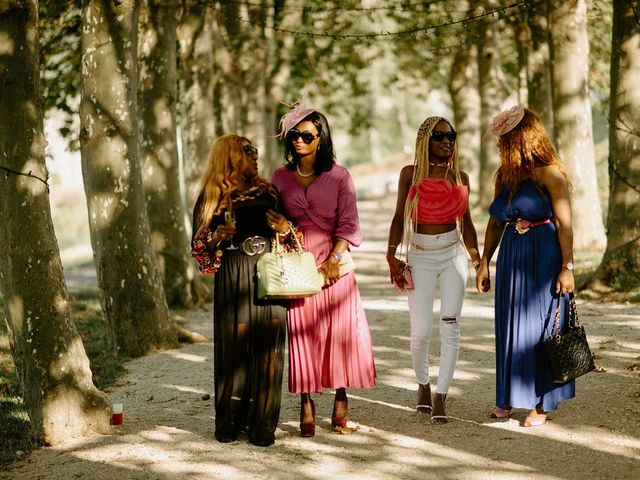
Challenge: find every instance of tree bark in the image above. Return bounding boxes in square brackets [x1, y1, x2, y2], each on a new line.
[177, 2, 216, 209]
[525, 0, 554, 136]
[139, 0, 209, 308]
[587, 0, 640, 294]
[79, 0, 178, 357]
[476, 2, 508, 208]
[548, 0, 606, 250]
[0, 0, 111, 445]
[449, 41, 481, 192]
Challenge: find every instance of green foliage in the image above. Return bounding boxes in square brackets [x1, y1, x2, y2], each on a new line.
[39, 1, 82, 150]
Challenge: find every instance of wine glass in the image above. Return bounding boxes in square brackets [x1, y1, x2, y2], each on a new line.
[224, 211, 237, 250]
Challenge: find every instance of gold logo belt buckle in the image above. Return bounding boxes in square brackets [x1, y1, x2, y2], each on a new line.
[514, 218, 529, 234]
[240, 236, 266, 256]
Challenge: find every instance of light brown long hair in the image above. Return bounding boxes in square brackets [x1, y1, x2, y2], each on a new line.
[495, 108, 569, 197]
[194, 134, 271, 235]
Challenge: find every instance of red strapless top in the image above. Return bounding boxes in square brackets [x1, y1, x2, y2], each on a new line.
[408, 178, 468, 224]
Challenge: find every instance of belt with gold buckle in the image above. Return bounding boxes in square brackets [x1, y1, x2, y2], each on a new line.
[508, 218, 552, 234]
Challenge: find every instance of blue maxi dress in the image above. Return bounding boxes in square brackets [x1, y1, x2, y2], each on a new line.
[489, 179, 575, 412]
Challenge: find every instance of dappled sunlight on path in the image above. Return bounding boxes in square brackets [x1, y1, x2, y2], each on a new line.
[5, 194, 639, 480]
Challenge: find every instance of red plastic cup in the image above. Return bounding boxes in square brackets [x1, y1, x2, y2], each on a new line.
[111, 403, 123, 426]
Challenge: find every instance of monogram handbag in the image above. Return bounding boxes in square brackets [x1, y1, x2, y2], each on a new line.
[256, 226, 324, 299]
[393, 262, 414, 292]
[543, 294, 595, 384]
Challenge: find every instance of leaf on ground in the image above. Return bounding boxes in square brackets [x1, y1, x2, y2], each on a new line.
[146, 395, 154, 401]
[332, 423, 359, 435]
[594, 365, 607, 372]
[626, 364, 640, 372]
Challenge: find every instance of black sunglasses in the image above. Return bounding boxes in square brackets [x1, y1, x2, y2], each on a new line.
[430, 131, 457, 142]
[287, 129, 319, 145]
[242, 144, 258, 156]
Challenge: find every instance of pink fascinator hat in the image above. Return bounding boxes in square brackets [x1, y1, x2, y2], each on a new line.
[277, 99, 316, 139]
[490, 105, 525, 136]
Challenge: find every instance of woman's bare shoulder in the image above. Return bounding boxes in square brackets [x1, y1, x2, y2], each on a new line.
[400, 164, 414, 179]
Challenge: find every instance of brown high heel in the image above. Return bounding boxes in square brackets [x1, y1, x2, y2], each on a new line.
[431, 392, 448, 425]
[331, 400, 348, 428]
[300, 399, 316, 437]
[331, 389, 349, 428]
[416, 383, 432, 415]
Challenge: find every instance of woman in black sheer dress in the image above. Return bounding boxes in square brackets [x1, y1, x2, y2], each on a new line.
[191, 134, 290, 447]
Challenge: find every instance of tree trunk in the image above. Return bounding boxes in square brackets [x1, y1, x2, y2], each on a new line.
[513, 15, 529, 107]
[79, 0, 178, 357]
[476, 2, 508, 208]
[587, 0, 640, 293]
[177, 2, 216, 209]
[262, 3, 301, 174]
[0, 0, 111, 445]
[548, 0, 606, 251]
[526, 0, 554, 136]
[139, 0, 209, 308]
[449, 42, 481, 192]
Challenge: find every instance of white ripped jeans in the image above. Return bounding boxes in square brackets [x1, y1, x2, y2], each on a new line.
[407, 230, 469, 394]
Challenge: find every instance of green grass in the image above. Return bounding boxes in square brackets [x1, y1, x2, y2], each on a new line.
[0, 286, 124, 464]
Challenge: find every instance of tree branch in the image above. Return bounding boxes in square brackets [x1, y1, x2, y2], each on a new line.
[0, 165, 50, 190]
[610, 163, 640, 195]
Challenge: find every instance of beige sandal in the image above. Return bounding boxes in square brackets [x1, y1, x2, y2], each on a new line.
[489, 406, 512, 419]
[523, 408, 548, 427]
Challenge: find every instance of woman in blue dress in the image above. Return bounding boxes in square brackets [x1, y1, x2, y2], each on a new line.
[476, 106, 576, 427]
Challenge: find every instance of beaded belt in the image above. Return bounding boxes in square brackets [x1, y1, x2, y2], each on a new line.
[240, 236, 267, 256]
[507, 218, 551, 234]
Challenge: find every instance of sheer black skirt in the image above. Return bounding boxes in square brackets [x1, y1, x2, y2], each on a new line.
[213, 247, 286, 445]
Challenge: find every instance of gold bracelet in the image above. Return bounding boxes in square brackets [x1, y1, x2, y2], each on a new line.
[472, 258, 481, 268]
[387, 245, 397, 250]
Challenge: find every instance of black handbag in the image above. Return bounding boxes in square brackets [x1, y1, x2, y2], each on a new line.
[543, 294, 595, 384]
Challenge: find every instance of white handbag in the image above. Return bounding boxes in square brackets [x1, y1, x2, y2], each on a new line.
[256, 226, 324, 299]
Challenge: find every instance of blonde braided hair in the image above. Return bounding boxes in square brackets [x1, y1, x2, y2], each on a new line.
[402, 116, 463, 254]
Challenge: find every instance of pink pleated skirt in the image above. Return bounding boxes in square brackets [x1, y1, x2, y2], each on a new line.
[286, 220, 377, 393]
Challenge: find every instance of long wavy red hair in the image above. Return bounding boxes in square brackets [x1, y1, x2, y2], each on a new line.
[194, 134, 271, 235]
[495, 109, 569, 197]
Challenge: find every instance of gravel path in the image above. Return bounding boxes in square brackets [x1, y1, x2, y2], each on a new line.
[3, 196, 639, 480]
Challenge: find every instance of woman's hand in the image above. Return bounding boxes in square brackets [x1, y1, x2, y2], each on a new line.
[387, 254, 406, 287]
[266, 209, 289, 235]
[319, 257, 340, 286]
[211, 224, 235, 245]
[556, 268, 575, 295]
[476, 258, 491, 293]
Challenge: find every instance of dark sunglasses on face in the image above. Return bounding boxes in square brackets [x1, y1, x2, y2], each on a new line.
[287, 129, 319, 144]
[242, 144, 258, 156]
[430, 131, 457, 142]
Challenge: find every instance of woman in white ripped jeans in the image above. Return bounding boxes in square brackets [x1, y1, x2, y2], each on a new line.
[387, 116, 480, 424]
[408, 231, 468, 398]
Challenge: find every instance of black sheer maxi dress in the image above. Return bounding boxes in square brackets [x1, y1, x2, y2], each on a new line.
[191, 186, 287, 446]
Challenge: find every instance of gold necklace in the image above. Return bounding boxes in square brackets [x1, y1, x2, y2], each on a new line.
[296, 165, 314, 177]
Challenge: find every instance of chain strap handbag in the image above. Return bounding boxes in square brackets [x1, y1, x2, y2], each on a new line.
[543, 294, 595, 384]
[256, 225, 324, 300]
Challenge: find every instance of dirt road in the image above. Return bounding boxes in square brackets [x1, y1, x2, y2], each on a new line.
[3, 196, 639, 480]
